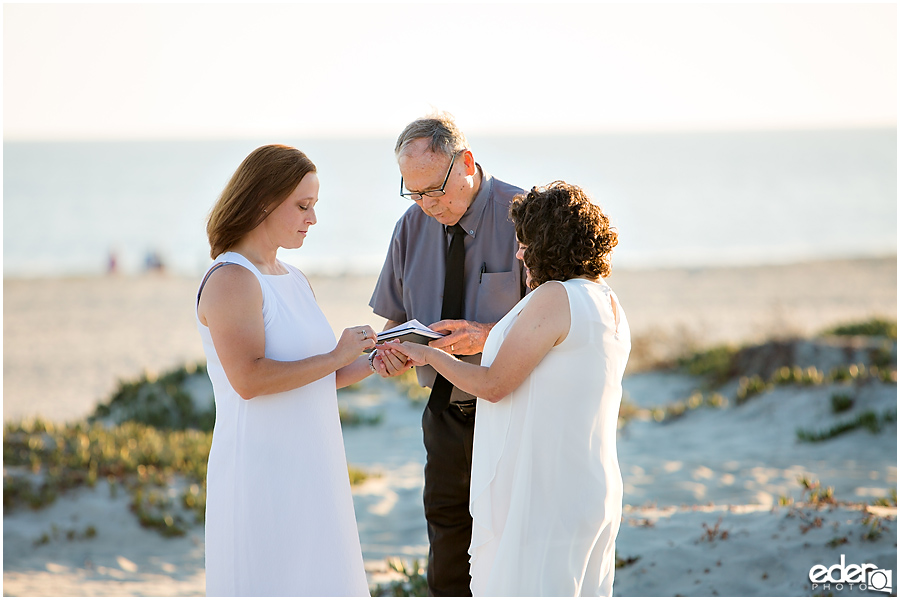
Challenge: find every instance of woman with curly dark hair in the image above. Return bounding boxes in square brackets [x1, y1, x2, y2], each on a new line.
[384, 181, 631, 596]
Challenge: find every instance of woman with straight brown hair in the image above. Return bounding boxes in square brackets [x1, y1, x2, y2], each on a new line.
[196, 144, 373, 596]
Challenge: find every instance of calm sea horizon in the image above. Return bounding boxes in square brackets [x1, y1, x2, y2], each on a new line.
[3, 128, 896, 278]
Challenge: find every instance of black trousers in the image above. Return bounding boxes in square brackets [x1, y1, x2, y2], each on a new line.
[422, 402, 476, 597]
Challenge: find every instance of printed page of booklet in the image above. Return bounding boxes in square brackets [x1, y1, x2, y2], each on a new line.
[376, 319, 446, 345]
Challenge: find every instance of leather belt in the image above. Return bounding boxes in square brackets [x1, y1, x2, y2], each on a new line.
[451, 399, 477, 417]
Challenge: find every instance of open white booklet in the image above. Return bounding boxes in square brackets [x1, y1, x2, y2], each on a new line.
[375, 319, 446, 346]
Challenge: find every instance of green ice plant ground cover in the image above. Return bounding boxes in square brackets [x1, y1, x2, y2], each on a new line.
[3, 361, 384, 538]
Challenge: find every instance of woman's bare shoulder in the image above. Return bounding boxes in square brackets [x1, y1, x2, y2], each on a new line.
[500, 281, 571, 353]
[204, 263, 258, 294]
[517, 281, 571, 328]
[198, 264, 261, 323]
[525, 280, 569, 308]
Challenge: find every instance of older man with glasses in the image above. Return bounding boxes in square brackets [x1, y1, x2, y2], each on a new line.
[369, 112, 527, 596]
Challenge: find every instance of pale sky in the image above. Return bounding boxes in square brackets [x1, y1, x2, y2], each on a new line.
[3, 3, 896, 140]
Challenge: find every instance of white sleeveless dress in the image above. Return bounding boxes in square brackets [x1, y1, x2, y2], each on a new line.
[196, 252, 369, 597]
[469, 278, 631, 597]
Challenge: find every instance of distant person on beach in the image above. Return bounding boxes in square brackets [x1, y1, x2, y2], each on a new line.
[384, 182, 631, 596]
[106, 249, 118, 275]
[144, 250, 165, 272]
[368, 113, 527, 596]
[195, 145, 373, 596]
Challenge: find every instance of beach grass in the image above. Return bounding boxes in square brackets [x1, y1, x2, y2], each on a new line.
[796, 409, 897, 443]
[822, 317, 897, 339]
[873, 489, 897, 507]
[4, 356, 401, 537]
[617, 320, 897, 431]
[676, 344, 739, 384]
[3, 418, 374, 536]
[672, 317, 897, 387]
[92, 361, 387, 430]
[829, 392, 854, 413]
[615, 551, 641, 569]
[371, 557, 428, 597]
[3, 419, 212, 536]
[90, 362, 215, 431]
[5, 385, 376, 539]
[736, 363, 896, 405]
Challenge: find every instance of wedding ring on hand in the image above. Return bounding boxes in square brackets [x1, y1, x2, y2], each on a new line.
[359, 329, 368, 339]
[451, 344, 454, 352]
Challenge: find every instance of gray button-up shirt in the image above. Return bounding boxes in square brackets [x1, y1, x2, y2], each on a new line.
[370, 166, 527, 403]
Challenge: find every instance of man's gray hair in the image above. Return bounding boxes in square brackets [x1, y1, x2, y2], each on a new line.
[395, 111, 469, 159]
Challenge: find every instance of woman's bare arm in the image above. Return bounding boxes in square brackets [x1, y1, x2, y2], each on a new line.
[387, 282, 570, 402]
[335, 355, 375, 389]
[199, 265, 374, 399]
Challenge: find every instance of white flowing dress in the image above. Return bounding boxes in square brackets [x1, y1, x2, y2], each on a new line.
[469, 278, 631, 597]
[196, 252, 369, 597]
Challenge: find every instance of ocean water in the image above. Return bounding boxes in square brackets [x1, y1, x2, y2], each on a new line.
[3, 129, 896, 278]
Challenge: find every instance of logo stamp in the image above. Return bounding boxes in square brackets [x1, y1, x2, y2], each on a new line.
[809, 555, 892, 593]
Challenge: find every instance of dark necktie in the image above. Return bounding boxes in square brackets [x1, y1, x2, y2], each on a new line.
[427, 223, 466, 414]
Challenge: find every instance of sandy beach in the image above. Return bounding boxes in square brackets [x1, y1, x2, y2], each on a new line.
[4, 257, 895, 423]
[3, 256, 897, 596]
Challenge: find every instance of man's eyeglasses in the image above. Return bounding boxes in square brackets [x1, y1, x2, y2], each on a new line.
[400, 150, 464, 201]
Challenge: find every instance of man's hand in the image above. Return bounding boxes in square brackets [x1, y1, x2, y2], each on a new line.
[427, 319, 493, 355]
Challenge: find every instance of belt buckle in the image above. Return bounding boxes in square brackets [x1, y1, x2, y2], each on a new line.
[455, 400, 476, 416]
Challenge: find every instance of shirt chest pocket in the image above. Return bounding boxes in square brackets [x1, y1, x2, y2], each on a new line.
[474, 271, 521, 324]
